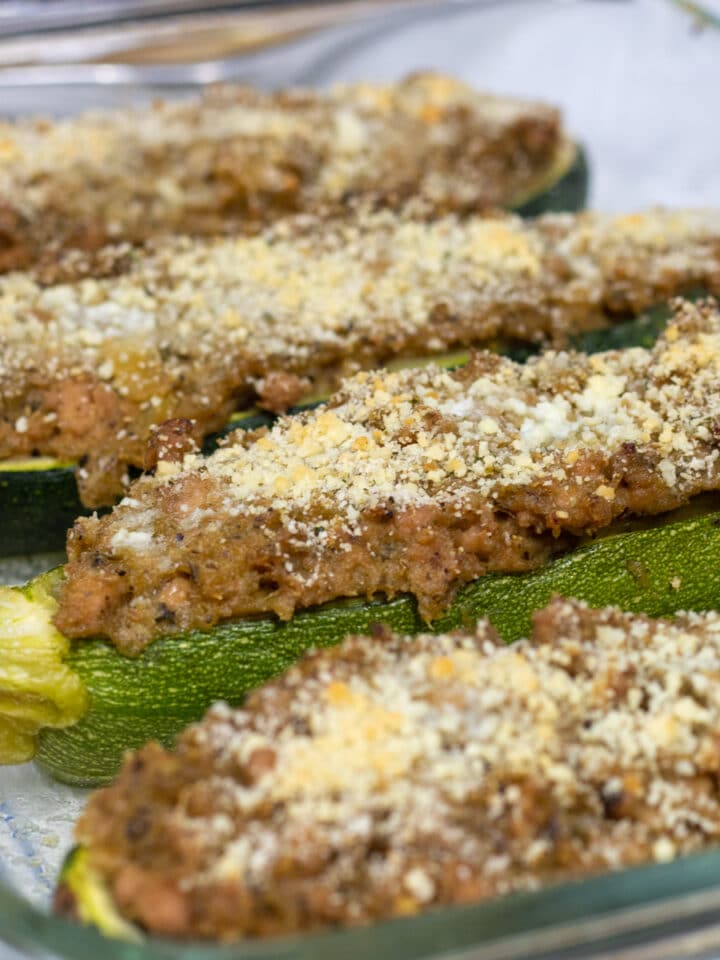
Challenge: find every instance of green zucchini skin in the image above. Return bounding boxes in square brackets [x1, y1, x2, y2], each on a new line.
[570, 299, 680, 354]
[35, 507, 720, 787]
[35, 594, 424, 786]
[0, 466, 92, 556]
[0, 153, 589, 559]
[513, 144, 588, 217]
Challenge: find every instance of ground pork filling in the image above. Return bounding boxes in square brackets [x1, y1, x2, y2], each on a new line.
[55, 299, 720, 653]
[69, 598, 720, 940]
[2, 208, 720, 506]
[0, 72, 563, 275]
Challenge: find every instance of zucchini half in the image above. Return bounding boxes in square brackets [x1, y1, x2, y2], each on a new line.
[1, 502, 719, 785]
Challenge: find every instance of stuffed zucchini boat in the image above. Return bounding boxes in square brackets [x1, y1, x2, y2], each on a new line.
[55, 597, 720, 940]
[3, 298, 720, 783]
[0, 72, 584, 277]
[2, 207, 719, 555]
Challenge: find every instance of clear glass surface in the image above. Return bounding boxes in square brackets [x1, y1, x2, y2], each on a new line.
[7, 847, 720, 959]
[2, 1, 720, 957]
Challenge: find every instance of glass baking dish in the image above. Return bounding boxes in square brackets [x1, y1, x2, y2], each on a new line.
[2, 1, 720, 957]
[5, 849, 720, 959]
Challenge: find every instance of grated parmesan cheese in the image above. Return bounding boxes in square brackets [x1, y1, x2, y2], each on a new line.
[76, 598, 720, 939]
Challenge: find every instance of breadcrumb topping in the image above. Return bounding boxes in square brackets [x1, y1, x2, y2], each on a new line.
[56, 298, 720, 650]
[122, 297, 720, 532]
[75, 598, 720, 939]
[2, 207, 719, 385]
[0, 72, 563, 273]
[3, 207, 720, 507]
[0, 212, 545, 386]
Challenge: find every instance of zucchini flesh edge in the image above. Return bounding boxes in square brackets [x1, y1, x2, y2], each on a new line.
[1, 503, 719, 784]
[512, 139, 588, 217]
[55, 846, 141, 943]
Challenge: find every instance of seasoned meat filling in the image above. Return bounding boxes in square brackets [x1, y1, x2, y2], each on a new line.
[56, 299, 720, 653]
[0, 72, 564, 275]
[71, 598, 720, 939]
[3, 208, 720, 506]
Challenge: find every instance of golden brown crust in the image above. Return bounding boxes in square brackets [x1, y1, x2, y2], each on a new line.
[56, 299, 720, 652]
[0, 73, 562, 273]
[75, 598, 720, 939]
[3, 208, 720, 507]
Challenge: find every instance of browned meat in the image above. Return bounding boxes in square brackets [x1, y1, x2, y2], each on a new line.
[0, 73, 565, 274]
[143, 419, 201, 473]
[255, 371, 312, 414]
[3, 208, 720, 507]
[71, 597, 720, 939]
[55, 299, 720, 653]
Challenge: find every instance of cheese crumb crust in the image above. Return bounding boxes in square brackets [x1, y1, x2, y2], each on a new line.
[0, 72, 562, 274]
[57, 299, 720, 651]
[3, 207, 720, 507]
[76, 598, 720, 940]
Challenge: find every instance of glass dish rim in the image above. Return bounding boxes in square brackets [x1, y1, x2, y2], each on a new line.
[5, 847, 720, 960]
[0, 0, 576, 92]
